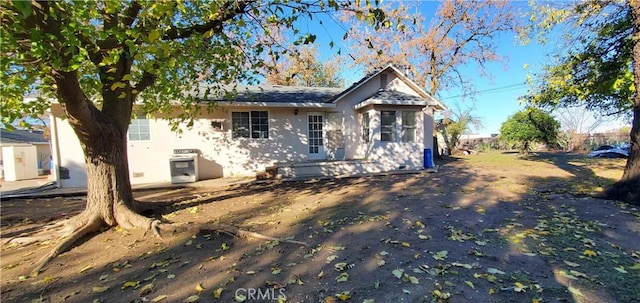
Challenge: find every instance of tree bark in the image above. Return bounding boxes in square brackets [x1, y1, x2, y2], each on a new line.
[29, 89, 155, 275]
[80, 121, 154, 230]
[604, 0, 640, 205]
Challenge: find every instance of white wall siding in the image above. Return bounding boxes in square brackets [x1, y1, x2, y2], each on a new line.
[54, 105, 329, 187]
[367, 108, 425, 170]
[335, 73, 386, 160]
[52, 115, 88, 188]
[423, 107, 435, 153]
[127, 106, 320, 184]
[51, 66, 441, 188]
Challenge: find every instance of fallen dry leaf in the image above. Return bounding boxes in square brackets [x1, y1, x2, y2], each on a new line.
[213, 287, 224, 299]
[392, 269, 404, 279]
[121, 281, 139, 289]
[432, 250, 448, 260]
[487, 268, 505, 275]
[323, 296, 336, 303]
[193, 283, 205, 293]
[139, 283, 154, 296]
[92, 286, 109, 293]
[336, 291, 351, 301]
[335, 272, 349, 282]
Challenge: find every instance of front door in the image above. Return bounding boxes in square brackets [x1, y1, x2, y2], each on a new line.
[307, 113, 325, 160]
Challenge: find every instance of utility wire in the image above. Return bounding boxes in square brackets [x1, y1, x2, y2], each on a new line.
[440, 83, 528, 100]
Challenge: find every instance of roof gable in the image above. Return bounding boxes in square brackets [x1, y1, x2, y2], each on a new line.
[332, 64, 446, 110]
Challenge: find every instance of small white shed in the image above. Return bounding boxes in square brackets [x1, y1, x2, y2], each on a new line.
[1, 145, 39, 181]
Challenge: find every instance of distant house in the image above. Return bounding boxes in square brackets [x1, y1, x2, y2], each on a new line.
[49, 64, 446, 188]
[0, 128, 51, 181]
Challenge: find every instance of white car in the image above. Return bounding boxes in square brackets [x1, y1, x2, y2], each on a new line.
[588, 145, 629, 158]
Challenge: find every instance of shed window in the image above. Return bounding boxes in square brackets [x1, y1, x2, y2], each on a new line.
[361, 112, 370, 143]
[380, 111, 396, 142]
[402, 111, 416, 142]
[211, 119, 226, 131]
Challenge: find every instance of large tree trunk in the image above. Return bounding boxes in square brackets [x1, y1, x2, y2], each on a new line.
[604, 107, 640, 205]
[604, 0, 640, 205]
[80, 120, 154, 230]
[24, 70, 157, 275]
[53, 65, 149, 228]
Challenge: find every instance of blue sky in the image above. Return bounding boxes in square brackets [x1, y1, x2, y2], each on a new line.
[299, 1, 630, 136]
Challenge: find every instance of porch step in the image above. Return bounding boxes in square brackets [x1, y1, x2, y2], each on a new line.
[273, 160, 421, 179]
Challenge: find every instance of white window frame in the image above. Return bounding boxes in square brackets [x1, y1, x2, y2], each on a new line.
[380, 110, 396, 142]
[361, 112, 370, 143]
[231, 110, 269, 139]
[401, 111, 416, 143]
[128, 118, 151, 141]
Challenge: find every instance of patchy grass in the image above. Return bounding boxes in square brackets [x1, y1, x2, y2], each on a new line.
[455, 150, 626, 196]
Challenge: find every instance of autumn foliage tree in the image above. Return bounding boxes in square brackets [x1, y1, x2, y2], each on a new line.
[265, 44, 344, 87]
[342, 0, 520, 95]
[1, 0, 388, 275]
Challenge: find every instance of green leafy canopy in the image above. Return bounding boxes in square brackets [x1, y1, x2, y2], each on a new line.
[522, 1, 633, 118]
[0, 0, 390, 128]
[499, 107, 561, 150]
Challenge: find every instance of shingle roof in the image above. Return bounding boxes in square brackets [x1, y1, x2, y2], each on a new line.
[368, 89, 430, 104]
[192, 64, 445, 110]
[197, 85, 344, 104]
[1, 128, 49, 144]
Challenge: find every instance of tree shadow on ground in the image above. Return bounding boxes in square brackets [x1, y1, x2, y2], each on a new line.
[1, 153, 638, 303]
[522, 151, 624, 196]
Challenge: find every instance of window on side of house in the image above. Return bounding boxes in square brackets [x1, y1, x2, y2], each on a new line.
[231, 112, 250, 138]
[128, 118, 150, 141]
[250, 111, 269, 139]
[231, 111, 269, 139]
[361, 112, 370, 143]
[402, 111, 416, 143]
[380, 110, 396, 142]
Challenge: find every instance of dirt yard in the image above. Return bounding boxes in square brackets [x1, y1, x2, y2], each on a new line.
[1, 151, 639, 303]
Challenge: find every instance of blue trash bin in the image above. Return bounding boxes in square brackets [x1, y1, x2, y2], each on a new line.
[424, 148, 433, 169]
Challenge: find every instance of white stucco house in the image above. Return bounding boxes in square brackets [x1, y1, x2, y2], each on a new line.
[49, 64, 446, 188]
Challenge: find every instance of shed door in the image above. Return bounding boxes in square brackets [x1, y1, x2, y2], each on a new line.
[307, 113, 325, 160]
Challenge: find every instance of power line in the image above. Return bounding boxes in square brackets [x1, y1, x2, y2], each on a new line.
[440, 83, 528, 100]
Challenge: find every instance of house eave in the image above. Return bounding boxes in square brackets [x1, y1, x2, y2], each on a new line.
[353, 99, 428, 110]
[431, 103, 447, 111]
[0, 142, 49, 146]
[209, 101, 336, 108]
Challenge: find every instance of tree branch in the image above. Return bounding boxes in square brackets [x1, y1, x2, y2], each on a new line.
[163, 1, 251, 40]
[133, 70, 157, 97]
[122, 1, 142, 28]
